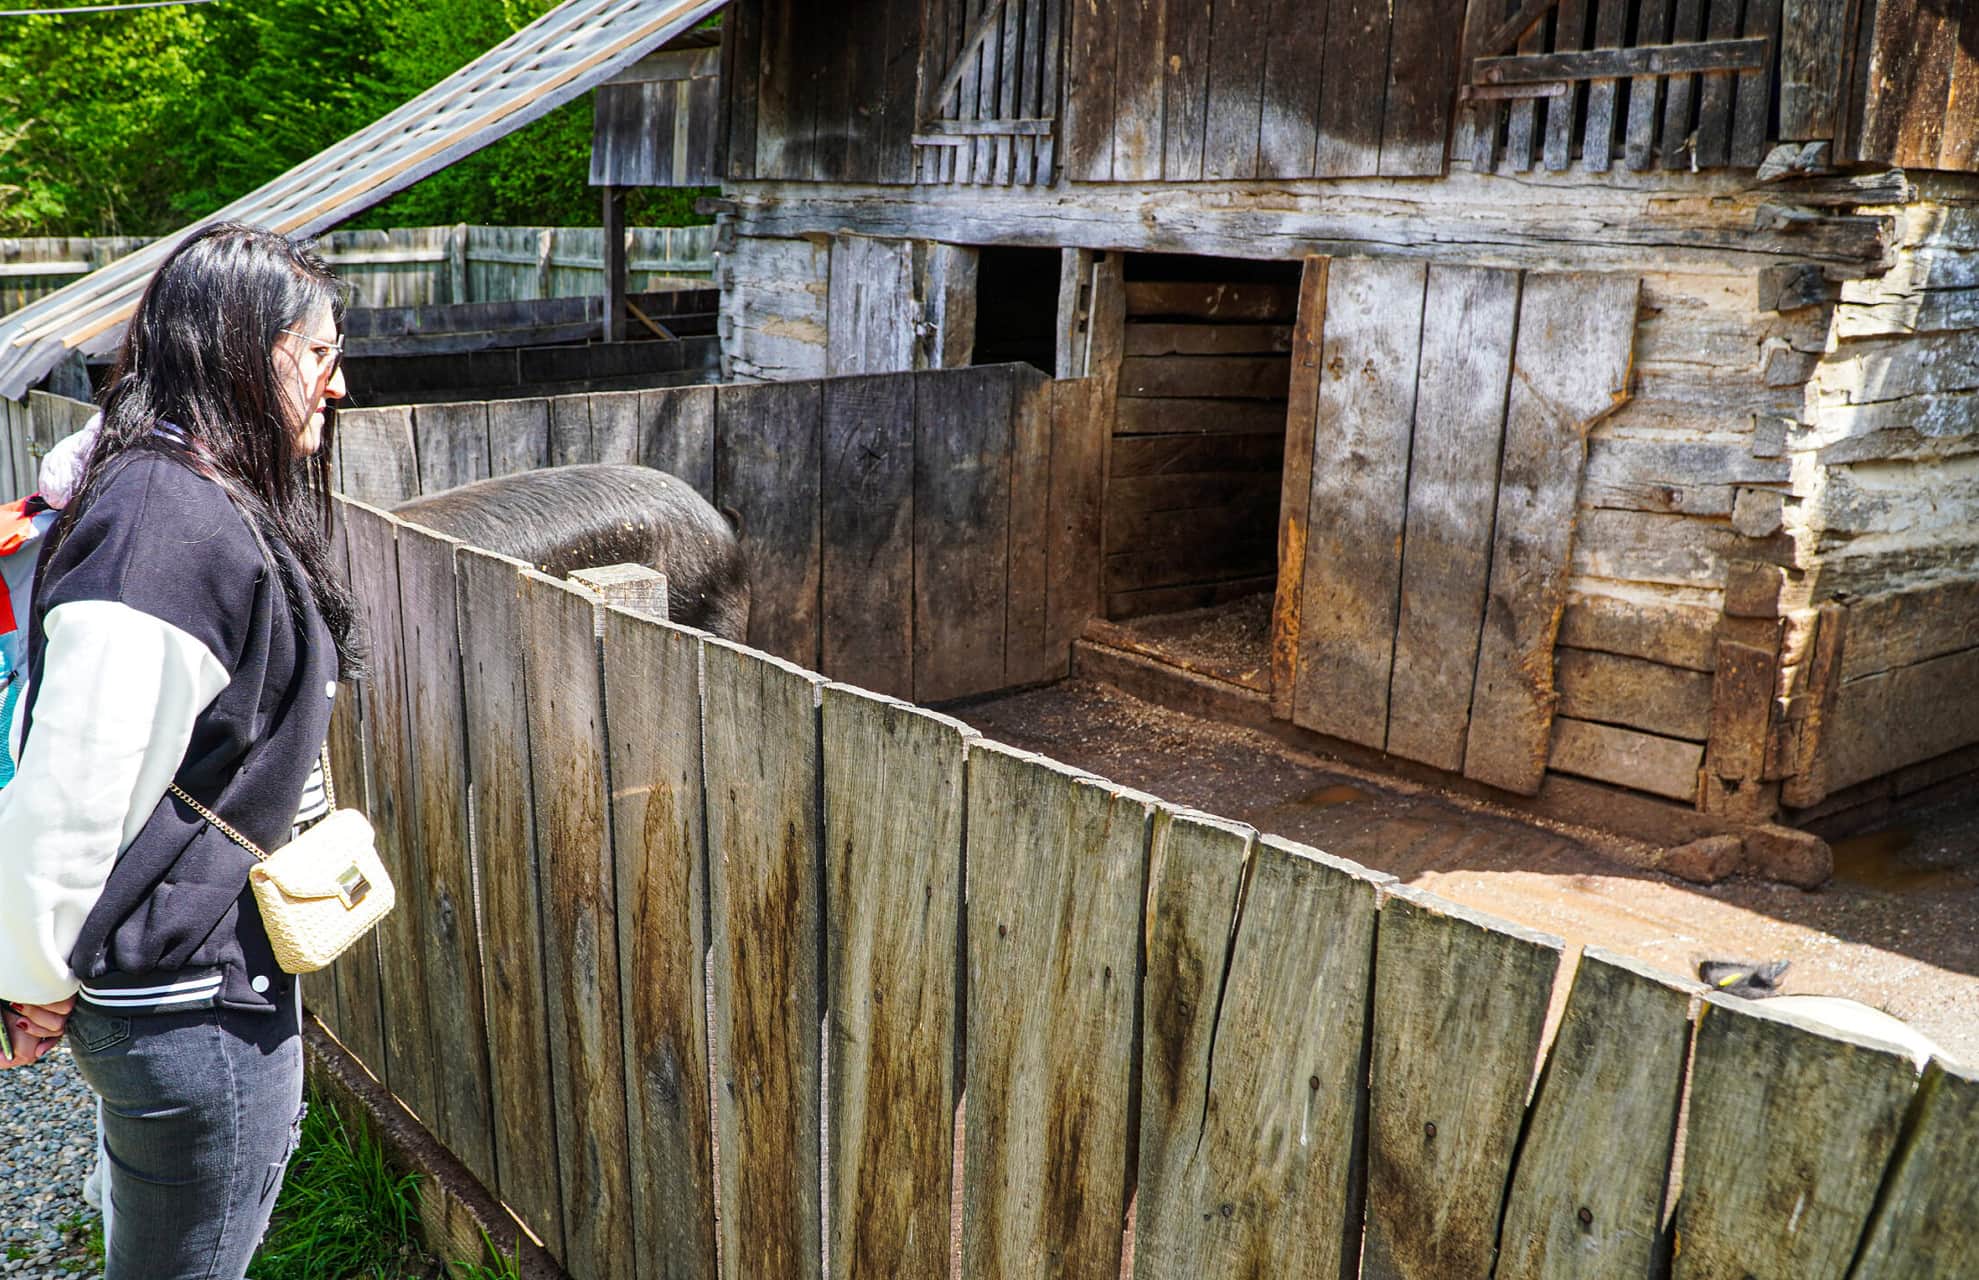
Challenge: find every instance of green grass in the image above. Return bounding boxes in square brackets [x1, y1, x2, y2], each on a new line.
[247, 1087, 430, 1280]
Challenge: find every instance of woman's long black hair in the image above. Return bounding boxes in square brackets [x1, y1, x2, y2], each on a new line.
[51, 221, 363, 676]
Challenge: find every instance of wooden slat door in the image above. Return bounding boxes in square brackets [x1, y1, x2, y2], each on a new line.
[1271, 257, 1637, 795]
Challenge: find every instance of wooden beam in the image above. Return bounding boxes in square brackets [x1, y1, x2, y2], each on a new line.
[1473, 37, 1770, 85]
[601, 186, 626, 344]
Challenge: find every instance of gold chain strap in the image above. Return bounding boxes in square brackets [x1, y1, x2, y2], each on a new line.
[167, 745, 336, 864]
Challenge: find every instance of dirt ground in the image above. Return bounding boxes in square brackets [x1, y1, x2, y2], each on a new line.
[956, 676, 1979, 1063]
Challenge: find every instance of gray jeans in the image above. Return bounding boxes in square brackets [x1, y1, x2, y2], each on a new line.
[67, 990, 305, 1280]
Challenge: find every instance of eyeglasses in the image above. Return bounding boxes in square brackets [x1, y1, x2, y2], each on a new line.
[279, 328, 345, 381]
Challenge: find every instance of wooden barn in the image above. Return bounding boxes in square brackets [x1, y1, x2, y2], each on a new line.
[691, 0, 1979, 859]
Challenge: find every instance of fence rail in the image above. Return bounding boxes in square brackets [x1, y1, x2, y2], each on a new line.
[0, 224, 717, 315]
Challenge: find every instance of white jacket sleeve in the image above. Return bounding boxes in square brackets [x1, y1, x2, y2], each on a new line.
[0, 600, 228, 1004]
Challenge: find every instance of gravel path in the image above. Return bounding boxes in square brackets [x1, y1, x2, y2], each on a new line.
[0, 1046, 101, 1277]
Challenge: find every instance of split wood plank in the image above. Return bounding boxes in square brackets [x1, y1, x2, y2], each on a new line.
[1270, 257, 1327, 721]
[1780, 602, 1845, 808]
[914, 364, 1013, 702]
[1115, 397, 1289, 435]
[1062, 0, 1116, 179]
[1116, 471, 1281, 516]
[1362, 886, 1565, 1280]
[820, 370, 916, 698]
[588, 388, 642, 465]
[754, 0, 810, 178]
[1853, 0, 1960, 167]
[342, 502, 440, 1124]
[1460, 0, 1513, 170]
[1385, 265, 1518, 772]
[826, 234, 918, 376]
[1108, 432, 1284, 476]
[1690, 0, 1744, 169]
[703, 639, 826, 1280]
[1462, 271, 1637, 796]
[994, 0, 1022, 184]
[1162, 0, 1215, 181]
[1117, 355, 1291, 399]
[961, 743, 1149, 1280]
[325, 505, 386, 1076]
[599, 607, 717, 1280]
[337, 406, 420, 506]
[715, 378, 822, 667]
[1671, 994, 1921, 1279]
[1540, 0, 1587, 172]
[1006, 367, 1053, 685]
[820, 687, 971, 1280]
[1777, 0, 1851, 139]
[1555, 647, 1715, 741]
[1548, 716, 1703, 800]
[1314, 0, 1393, 175]
[1044, 377, 1106, 680]
[637, 384, 715, 498]
[518, 569, 632, 1280]
[1259, 0, 1327, 177]
[1495, 949, 1696, 1280]
[1291, 256, 1427, 749]
[1838, 578, 1979, 681]
[1849, 1059, 1979, 1278]
[873, 0, 924, 184]
[394, 523, 497, 1188]
[1381, 0, 1466, 175]
[1124, 281, 1299, 323]
[454, 545, 563, 1255]
[1203, 0, 1268, 179]
[1938, 13, 1979, 169]
[550, 393, 593, 467]
[1823, 644, 1979, 792]
[1033, 0, 1063, 179]
[1622, 0, 1671, 169]
[1731, 0, 1782, 166]
[1501, 0, 1549, 171]
[1123, 324, 1293, 358]
[1135, 827, 1390, 1280]
[486, 396, 551, 479]
[412, 400, 491, 494]
[1660, 0, 1707, 170]
[1112, 0, 1167, 181]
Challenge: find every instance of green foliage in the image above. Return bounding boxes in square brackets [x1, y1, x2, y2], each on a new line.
[0, 0, 715, 236]
[247, 1086, 427, 1280]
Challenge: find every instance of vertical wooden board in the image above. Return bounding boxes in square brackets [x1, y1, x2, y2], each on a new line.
[1778, 0, 1850, 139]
[970, 0, 998, 184]
[1671, 995, 1920, 1279]
[486, 396, 551, 479]
[550, 394, 594, 467]
[1016, 0, 1046, 183]
[820, 371, 916, 697]
[827, 234, 917, 376]
[1584, 0, 1633, 171]
[1005, 369, 1053, 685]
[338, 406, 420, 506]
[1660, 0, 1707, 169]
[1201, 0, 1266, 179]
[702, 640, 825, 1280]
[600, 608, 717, 1280]
[723, 0, 760, 180]
[1623, 0, 1672, 169]
[1495, 949, 1697, 1280]
[412, 401, 491, 495]
[519, 570, 632, 1280]
[1290, 257, 1427, 749]
[913, 365, 1013, 703]
[1540, 0, 1587, 171]
[1849, 1060, 1979, 1278]
[1731, 0, 1781, 166]
[1938, 18, 1979, 170]
[326, 504, 387, 1076]
[1385, 266, 1519, 773]
[1853, 0, 1959, 165]
[1137, 832, 1389, 1280]
[873, 0, 925, 184]
[589, 389, 642, 465]
[637, 385, 716, 499]
[1112, 0, 1168, 181]
[1690, 0, 1744, 168]
[830, 0, 880, 181]
[343, 503, 439, 1124]
[1258, 0, 1327, 176]
[755, 0, 809, 178]
[961, 743, 1148, 1280]
[994, 0, 1023, 184]
[1463, 272, 1637, 796]
[716, 379, 822, 667]
[456, 546, 563, 1254]
[1380, 0, 1466, 175]
[1362, 886, 1565, 1280]
[1270, 258, 1327, 721]
[820, 687, 969, 1280]
[1063, 0, 1117, 179]
[1314, 0, 1393, 175]
[396, 523, 497, 1188]
[1044, 377, 1105, 679]
[1502, 4, 1548, 171]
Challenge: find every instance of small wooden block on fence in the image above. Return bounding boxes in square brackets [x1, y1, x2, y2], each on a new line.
[821, 686, 972, 1280]
[1673, 994, 1923, 1279]
[518, 569, 633, 1280]
[569, 563, 668, 623]
[600, 607, 717, 1280]
[1363, 885, 1565, 1280]
[1496, 948, 1698, 1280]
[1848, 1059, 1979, 1277]
[702, 638, 826, 1280]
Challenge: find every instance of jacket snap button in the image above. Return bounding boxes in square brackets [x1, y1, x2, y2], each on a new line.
[251, 975, 270, 993]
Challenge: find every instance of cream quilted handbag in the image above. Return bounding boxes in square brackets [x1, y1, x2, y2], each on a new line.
[169, 750, 394, 974]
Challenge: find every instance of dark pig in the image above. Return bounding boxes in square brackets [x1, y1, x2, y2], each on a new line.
[393, 463, 749, 641]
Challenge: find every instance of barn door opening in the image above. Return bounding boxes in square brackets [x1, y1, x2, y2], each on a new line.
[1270, 256, 1638, 794]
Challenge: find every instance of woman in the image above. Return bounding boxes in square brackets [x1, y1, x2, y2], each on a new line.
[0, 221, 360, 1279]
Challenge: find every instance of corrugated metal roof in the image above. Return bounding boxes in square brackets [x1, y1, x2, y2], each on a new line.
[0, 0, 728, 401]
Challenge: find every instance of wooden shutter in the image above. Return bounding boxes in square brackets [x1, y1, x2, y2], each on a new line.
[914, 0, 1064, 185]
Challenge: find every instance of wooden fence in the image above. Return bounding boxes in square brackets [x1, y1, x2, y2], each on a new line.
[0, 224, 717, 316]
[317, 487, 1975, 1280]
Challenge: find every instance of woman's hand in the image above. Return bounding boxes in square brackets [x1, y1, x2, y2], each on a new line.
[0, 997, 73, 1067]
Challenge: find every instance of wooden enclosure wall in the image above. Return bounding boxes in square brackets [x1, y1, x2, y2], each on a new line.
[331, 362, 1106, 705]
[1849, 0, 1979, 172]
[590, 42, 723, 188]
[314, 502, 1977, 1280]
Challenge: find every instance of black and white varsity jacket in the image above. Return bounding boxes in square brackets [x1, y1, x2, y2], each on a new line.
[0, 447, 337, 1014]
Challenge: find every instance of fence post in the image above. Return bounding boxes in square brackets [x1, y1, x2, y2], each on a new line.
[534, 228, 555, 301]
[602, 188, 627, 343]
[448, 223, 469, 305]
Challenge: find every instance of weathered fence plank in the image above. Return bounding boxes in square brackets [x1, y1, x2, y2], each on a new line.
[820, 371, 916, 698]
[342, 502, 439, 1124]
[600, 607, 718, 1280]
[412, 400, 490, 494]
[821, 686, 971, 1279]
[550, 394, 594, 467]
[589, 388, 643, 465]
[395, 522, 497, 1187]
[1005, 368, 1053, 686]
[455, 546, 563, 1255]
[962, 743, 1149, 1280]
[486, 396, 552, 479]
[1671, 994, 1920, 1279]
[1270, 256, 1327, 720]
[638, 384, 715, 498]
[702, 639, 825, 1280]
[1495, 949, 1697, 1279]
[1363, 885, 1565, 1280]
[1043, 377, 1105, 681]
[337, 406, 419, 506]
[1849, 1059, 1979, 1278]
[324, 505, 386, 1073]
[716, 380, 823, 667]
[518, 569, 633, 1280]
[914, 365, 1013, 703]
